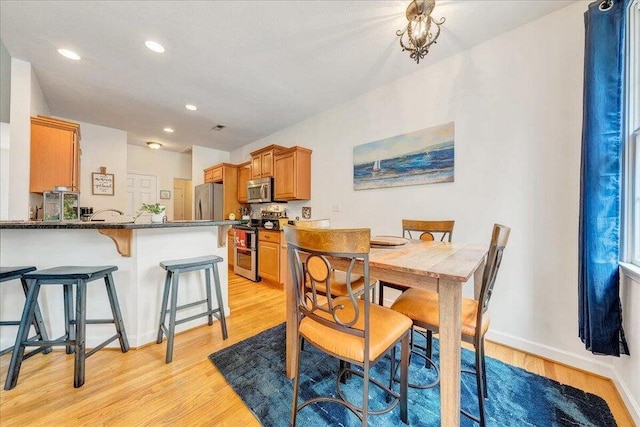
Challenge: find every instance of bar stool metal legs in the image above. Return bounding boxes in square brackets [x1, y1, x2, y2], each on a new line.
[0, 267, 51, 357]
[156, 255, 228, 363]
[4, 266, 129, 390]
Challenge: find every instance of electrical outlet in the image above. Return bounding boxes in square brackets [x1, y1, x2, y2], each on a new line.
[332, 202, 340, 212]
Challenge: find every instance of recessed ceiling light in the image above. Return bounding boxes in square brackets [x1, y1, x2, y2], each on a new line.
[185, 104, 197, 111]
[147, 141, 162, 149]
[57, 48, 81, 60]
[211, 125, 226, 131]
[163, 127, 174, 133]
[145, 40, 165, 53]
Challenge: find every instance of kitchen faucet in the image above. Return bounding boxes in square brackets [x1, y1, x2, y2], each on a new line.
[88, 209, 124, 221]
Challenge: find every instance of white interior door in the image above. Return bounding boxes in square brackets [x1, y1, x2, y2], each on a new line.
[126, 173, 157, 216]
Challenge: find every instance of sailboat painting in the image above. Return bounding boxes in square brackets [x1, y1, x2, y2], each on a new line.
[353, 122, 454, 190]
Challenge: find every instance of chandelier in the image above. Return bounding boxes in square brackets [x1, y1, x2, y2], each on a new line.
[397, 0, 445, 64]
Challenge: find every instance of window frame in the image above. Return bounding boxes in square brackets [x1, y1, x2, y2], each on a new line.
[622, 0, 640, 269]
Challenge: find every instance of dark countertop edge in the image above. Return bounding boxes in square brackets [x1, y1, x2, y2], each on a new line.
[0, 220, 247, 230]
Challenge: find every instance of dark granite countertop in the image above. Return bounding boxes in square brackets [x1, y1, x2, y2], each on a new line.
[0, 220, 247, 230]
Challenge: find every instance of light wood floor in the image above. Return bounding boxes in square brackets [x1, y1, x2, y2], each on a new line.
[0, 272, 634, 426]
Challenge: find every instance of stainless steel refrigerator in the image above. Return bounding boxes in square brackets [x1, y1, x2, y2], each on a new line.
[194, 183, 223, 220]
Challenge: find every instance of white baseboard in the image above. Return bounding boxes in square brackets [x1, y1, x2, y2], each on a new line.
[487, 330, 640, 425]
[611, 371, 640, 427]
[486, 330, 614, 376]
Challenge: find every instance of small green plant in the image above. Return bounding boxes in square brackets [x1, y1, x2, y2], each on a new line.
[135, 203, 166, 218]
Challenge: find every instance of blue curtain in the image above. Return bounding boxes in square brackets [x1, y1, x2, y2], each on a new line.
[579, 0, 630, 356]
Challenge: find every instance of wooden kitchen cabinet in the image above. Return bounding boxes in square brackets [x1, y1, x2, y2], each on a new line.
[274, 146, 312, 200]
[30, 116, 81, 193]
[258, 230, 280, 285]
[202, 163, 241, 219]
[250, 145, 286, 179]
[227, 229, 235, 268]
[236, 161, 252, 203]
[204, 165, 224, 183]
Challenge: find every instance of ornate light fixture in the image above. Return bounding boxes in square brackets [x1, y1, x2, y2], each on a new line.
[397, 0, 445, 64]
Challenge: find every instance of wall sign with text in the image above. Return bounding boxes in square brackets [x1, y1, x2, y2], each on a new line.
[92, 173, 115, 195]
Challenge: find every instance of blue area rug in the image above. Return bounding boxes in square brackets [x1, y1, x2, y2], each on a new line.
[209, 324, 616, 426]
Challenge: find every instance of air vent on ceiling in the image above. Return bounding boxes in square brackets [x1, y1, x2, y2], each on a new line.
[211, 124, 226, 131]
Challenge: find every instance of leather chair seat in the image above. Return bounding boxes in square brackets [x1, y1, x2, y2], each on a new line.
[300, 300, 412, 363]
[390, 288, 490, 338]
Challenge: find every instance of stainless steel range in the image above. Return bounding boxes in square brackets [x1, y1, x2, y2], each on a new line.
[233, 222, 259, 281]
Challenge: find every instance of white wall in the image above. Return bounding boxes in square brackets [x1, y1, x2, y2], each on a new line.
[127, 144, 192, 220]
[191, 145, 230, 187]
[0, 123, 9, 219]
[8, 58, 49, 219]
[615, 272, 640, 423]
[0, 39, 9, 219]
[78, 121, 128, 213]
[231, 1, 638, 420]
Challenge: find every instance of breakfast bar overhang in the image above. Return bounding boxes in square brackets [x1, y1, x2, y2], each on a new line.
[0, 220, 242, 350]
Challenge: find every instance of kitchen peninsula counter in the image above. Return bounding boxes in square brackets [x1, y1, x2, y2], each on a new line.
[0, 219, 240, 349]
[0, 219, 245, 229]
[0, 220, 245, 256]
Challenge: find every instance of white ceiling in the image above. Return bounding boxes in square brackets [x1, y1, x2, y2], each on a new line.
[0, 0, 575, 153]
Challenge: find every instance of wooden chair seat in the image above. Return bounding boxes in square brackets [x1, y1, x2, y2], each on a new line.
[391, 288, 490, 339]
[300, 299, 412, 363]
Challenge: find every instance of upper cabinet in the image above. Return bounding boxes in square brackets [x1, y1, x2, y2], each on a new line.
[30, 116, 81, 193]
[250, 145, 286, 179]
[237, 161, 252, 203]
[204, 164, 224, 183]
[274, 146, 312, 201]
[203, 163, 242, 219]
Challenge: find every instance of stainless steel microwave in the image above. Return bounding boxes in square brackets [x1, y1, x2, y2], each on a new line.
[246, 177, 274, 203]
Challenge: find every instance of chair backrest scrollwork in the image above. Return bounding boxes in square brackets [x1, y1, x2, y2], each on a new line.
[284, 226, 371, 338]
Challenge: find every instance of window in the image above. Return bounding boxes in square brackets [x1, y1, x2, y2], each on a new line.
[624, 0, 640, 267]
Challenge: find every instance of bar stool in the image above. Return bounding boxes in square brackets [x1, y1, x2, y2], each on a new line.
[0, 267, 51, 357]
[157, 255, 228, 363]
[4, 266, 130, 390]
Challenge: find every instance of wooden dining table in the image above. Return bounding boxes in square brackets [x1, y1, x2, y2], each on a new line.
[284, 237, 488, 426]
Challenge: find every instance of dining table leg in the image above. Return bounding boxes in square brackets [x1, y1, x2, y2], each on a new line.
[438, 279, 462, 426]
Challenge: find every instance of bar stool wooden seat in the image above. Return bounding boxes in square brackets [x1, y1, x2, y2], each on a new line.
[156, 255, 228, 363]
[0, 267, 51, 357]
[4, 265, 129, 390]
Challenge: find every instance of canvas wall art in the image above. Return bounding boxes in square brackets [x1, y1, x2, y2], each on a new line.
[353, 122, 454, 190]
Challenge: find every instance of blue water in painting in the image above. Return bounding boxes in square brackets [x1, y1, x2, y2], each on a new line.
[354, 142, 454, 190]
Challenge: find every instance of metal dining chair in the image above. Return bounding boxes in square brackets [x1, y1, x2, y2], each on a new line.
[285, 226, 412, 426]
[390, 223, 511, 426]
[378, 219, 455, 304]
[294, 219, 372, 298]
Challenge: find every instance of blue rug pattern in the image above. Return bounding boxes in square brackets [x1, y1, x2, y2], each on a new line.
[209, 324, 616, 426]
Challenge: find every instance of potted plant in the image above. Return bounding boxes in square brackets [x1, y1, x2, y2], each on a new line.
[135, 203, 166, 223]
